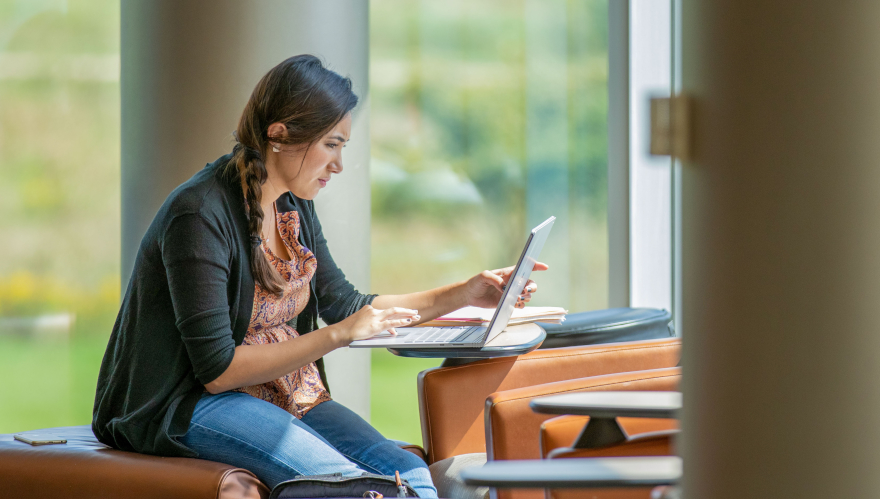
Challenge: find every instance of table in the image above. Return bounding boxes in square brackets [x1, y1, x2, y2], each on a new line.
[529, 391, 681, 448]
[388, 323, 546, 359]
[531, 391, 681, 419]
[460, 456, 682, 489]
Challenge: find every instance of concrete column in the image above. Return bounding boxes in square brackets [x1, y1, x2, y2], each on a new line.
[121, 0, 372, 420]
[681, 1, 880, 497]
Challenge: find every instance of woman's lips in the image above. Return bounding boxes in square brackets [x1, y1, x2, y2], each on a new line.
[318, 178, 328, 187]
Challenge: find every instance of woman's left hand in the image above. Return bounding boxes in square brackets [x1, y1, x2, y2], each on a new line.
[462, 262, 549, 309]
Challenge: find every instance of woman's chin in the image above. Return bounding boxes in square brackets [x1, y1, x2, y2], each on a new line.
[289, 187, 320, 200]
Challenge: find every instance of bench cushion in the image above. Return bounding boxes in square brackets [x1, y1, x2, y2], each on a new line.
[0, 426, 268, 499]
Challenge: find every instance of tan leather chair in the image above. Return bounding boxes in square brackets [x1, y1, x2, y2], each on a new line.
[541, 416, 676, 460]
[488, 368, 680, 499]
[541, 421, 678, 499]
[417, 338, 681, 499]
[487, 368, 680, 462]
[537, 389, 680, 499]
[418, 338, 681, 465]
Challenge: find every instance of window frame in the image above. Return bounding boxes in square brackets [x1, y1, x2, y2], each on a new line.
[607, 0, 681, 334]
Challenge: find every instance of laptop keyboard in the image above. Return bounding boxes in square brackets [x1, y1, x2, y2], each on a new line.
[402, 326, 486, 344]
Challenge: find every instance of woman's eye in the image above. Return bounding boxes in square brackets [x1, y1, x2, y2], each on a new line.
[326, 142, 337, 149]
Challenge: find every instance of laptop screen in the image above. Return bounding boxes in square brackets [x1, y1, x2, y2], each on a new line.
[482, 216, 555, 343]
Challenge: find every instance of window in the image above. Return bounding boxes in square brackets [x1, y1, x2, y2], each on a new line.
[369, 0, 610, 443]
[0, 0, 120, 432]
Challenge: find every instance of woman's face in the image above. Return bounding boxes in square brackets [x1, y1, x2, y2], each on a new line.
[267, 113, 352, 200]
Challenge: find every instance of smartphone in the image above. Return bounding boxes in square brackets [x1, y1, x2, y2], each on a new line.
[13, 434, 67, 446]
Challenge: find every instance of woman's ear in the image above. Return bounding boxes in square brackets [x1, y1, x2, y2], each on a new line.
[266, 122, 287, 148]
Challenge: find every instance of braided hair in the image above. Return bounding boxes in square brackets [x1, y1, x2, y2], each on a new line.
[227, 55, 358, 296]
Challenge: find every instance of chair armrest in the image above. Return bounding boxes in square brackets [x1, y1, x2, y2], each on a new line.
[485, 367, 681, 461]
[418, 338, 681, 463]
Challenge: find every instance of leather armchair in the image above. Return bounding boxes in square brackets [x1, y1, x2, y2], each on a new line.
[417, 338, 681, 465]
[417, 337, 681, 499]
[541, 415, 676, 460]
[486, 368, 680, 499]
[465, 388, 682, 499]
[486, 367, 680, 462]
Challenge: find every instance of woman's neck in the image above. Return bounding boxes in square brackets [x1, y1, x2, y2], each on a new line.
[260, 159, 290, 213]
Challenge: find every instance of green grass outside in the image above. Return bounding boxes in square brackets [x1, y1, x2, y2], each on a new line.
[0, 334, 439, 446]
[0, 335, 107, 433]
[369, 348, 442, 445]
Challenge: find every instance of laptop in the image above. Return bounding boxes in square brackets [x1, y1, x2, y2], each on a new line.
[349, 216, 555, 349]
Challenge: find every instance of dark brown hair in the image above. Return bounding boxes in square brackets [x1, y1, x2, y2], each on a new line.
[228, 55, 358, 295]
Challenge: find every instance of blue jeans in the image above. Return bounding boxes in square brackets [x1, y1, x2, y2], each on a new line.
[179, 392, 437, 498]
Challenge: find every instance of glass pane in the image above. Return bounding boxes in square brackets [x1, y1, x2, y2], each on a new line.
[370, 0, 609, 443]
[0, 0, 119, 432]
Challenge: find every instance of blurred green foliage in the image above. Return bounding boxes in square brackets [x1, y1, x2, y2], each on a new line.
[0, 0, 120, 320]
[369, 0, 609, 309]
[0, 0, 120, 432]
[368, 0, 609, 441]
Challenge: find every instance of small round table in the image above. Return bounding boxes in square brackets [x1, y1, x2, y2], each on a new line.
[388, 323, 546, 359]
[530, 391, 681, 449]
[460, 456, 682, 489]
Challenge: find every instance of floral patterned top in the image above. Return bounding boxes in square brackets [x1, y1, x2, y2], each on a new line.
[233, 204, 331, 418]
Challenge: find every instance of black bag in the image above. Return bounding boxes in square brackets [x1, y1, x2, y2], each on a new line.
[269, 472, 419, 498]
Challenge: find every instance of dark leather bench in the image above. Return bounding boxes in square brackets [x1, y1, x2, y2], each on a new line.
[0, 425, 428, 499]
[0, 426, 268, 499]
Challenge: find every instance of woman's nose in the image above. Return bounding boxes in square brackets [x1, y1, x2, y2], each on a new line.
[330, 158, 343, 174]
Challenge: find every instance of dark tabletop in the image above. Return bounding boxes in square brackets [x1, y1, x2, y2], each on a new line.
[460, 456, 682, 488]
[388, 323, 545, 359]
[530, 391, 681, 419]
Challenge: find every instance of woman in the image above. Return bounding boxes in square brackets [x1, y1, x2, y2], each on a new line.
[92, 55, 545, 498]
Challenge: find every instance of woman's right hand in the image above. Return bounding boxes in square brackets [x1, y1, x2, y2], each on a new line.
[336, 305, 420, 345]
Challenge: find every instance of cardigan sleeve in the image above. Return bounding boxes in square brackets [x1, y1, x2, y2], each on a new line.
[161, 213, 237, 385]
[309, 207, 377, 325]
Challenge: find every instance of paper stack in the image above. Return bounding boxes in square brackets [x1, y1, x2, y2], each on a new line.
[419, 306, 567, 328]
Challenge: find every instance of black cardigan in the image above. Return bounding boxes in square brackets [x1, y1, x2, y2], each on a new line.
[92, 154, 376, 458]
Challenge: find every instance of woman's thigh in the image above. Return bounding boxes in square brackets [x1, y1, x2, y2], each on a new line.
[179, 392, 364, 489]
[301, 400, 437, 498]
